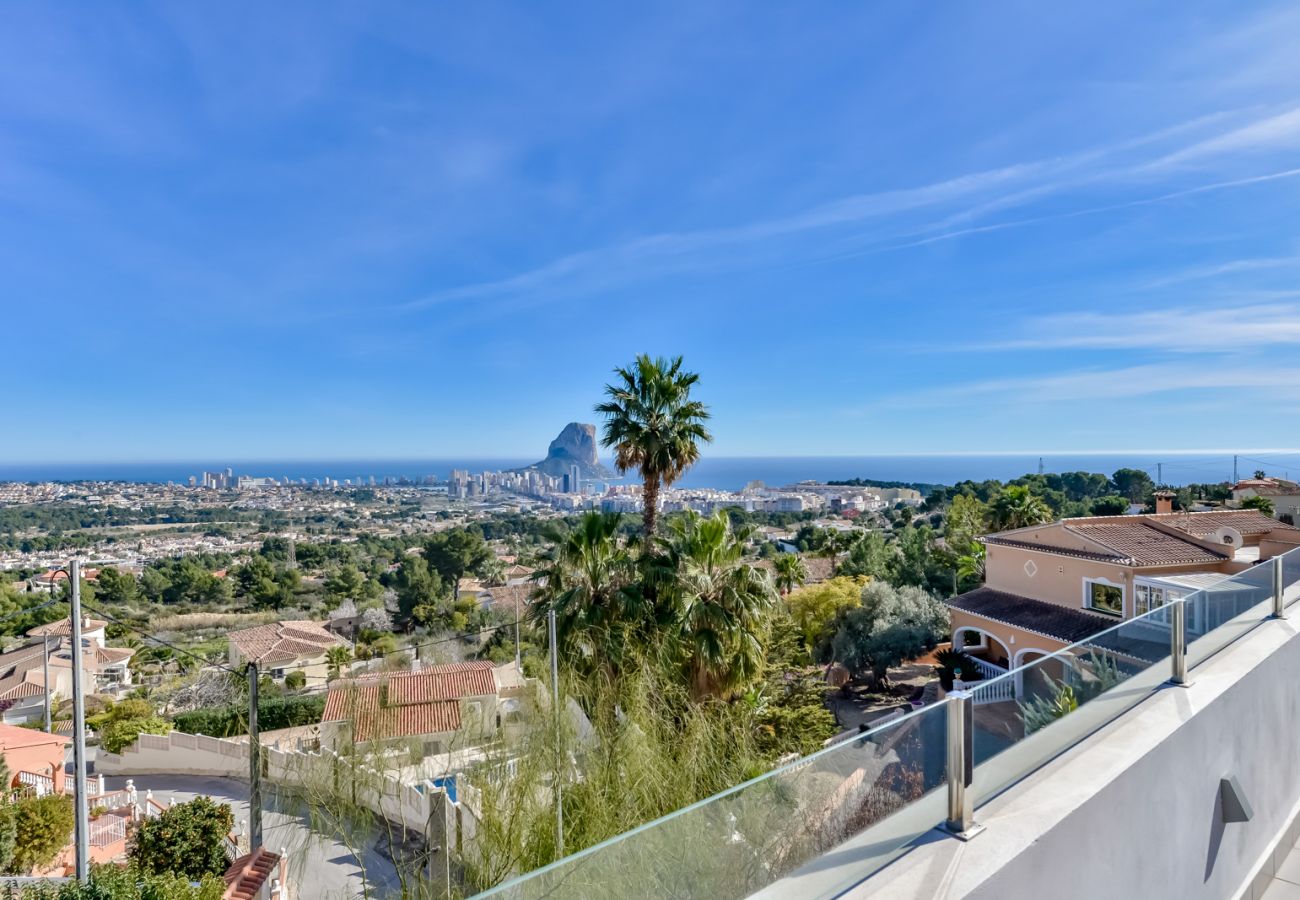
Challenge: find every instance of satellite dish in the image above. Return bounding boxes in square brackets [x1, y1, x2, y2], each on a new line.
[1212, 526, 1244, 550]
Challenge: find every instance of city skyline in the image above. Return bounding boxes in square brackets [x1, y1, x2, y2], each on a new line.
[4, 3, 1300, 460]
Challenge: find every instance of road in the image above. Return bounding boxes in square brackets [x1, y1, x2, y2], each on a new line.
[101, 774, 410, 899]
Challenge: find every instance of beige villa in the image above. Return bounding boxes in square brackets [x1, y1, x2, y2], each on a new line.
[947, 505, 1300, 689]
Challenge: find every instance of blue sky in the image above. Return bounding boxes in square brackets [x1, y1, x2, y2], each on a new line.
[3, 2, 1300, 461]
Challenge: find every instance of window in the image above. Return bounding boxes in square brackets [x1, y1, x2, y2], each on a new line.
[1134, 583, 1165, 616]
[1085, 579, 1123, 617]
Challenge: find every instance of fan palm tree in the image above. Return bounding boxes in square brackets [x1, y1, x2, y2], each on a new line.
[655, 511, 778, 700]
[595, 354, 712, 539]
[325, 645, 352, 680]
[530, 512, 641, 680]
[988, 485, 1053, 531]
[956, 542, 986, 583]
[772, 553, 807, 596]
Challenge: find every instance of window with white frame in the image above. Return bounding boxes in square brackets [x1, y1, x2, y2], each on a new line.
[1085, 579, 1123, 617]
[1134, 582, 1165, 616]
[1134, 582, 1196, 629]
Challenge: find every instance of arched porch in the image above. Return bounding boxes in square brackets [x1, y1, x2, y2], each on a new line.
[1011, 647, 1065, 697]
[953, 625, 1012, 676]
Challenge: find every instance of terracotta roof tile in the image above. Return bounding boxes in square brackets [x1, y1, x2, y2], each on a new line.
[228, 620, 347, 664]
[322, 661, 496, 741]
[1149, 509, 1295, 538]
[27, 618, 106, 638]
[1064, 521, 1227, 566]
[224, 847, 281, 900]
[323, 681, 463, 742]
[981, 535, 1127, 564]
[948, 587, 1116, 644]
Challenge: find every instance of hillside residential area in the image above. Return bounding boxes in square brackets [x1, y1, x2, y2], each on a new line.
[7, 3, 1300, 898]
[3, 431, 1299, 897]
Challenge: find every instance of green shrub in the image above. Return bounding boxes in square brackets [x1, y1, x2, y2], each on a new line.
[173, 693, 326, 738]
[131, 796, 234, 881]
[100, 716, 171, 754]
[8, 794, 73, 874]
[18, 865, 226, 898]
[283, 670, 306, 690]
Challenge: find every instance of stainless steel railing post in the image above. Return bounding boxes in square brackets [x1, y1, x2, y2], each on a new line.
[1273, 555, 1286, 618]
[1169, 599, 1189, 686]
[944, 691, 983, 839]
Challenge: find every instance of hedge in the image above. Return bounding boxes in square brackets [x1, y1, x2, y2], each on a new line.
[172, 693, 326, 738]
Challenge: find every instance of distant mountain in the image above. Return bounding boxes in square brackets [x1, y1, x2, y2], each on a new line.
[522, 423, 613, 479]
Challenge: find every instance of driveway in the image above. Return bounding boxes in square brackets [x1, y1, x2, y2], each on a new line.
[101, 774, 408, 899]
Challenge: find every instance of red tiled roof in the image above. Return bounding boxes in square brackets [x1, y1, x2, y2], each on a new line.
[224, 847, 280, 900]
[27, 618, 107, 637]
[323, 682, 462, 742]
[981, 535, 1125, 564]
[228, 620, 347, 665]
[1064, 521, 1227, 566]
[985, 514, 1240, 567]
[488, 584, 533, 615]
[1149, 509, 1295, 538]
[948, 587, 1116, 645]
[388, 662, 496, 704]
[322, 661, 496, 742]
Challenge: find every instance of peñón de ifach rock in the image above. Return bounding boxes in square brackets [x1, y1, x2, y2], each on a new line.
[524, 423, 612, 479]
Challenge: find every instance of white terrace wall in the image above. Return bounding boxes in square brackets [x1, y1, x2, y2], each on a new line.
[97, 731, 442, 833]
[842, 602, 1300, 900]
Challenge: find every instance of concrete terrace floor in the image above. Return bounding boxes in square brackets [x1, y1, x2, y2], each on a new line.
[1263, 837, 1300, 899]
[102, 774, 407, 899]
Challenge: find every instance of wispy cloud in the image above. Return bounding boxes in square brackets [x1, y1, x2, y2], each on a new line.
[1145, 107, 1300, 170]
[394, 107, 1300, 314]
[393, 159, 1054, 311]
[863, 166, 1300, 255]
[876, 361, 1300, 408]
[985, 303, 1300, 353]
[1139, 255, 1300, 289]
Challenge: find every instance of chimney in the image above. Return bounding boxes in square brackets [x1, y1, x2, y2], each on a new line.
[1154, 490, 1176, 515]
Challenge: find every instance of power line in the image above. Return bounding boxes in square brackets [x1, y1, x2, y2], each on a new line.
[0, 598, 59, 627]
[79, 601, 241, 674]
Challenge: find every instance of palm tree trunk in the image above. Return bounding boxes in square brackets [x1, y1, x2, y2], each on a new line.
[642, 473, 661, 539]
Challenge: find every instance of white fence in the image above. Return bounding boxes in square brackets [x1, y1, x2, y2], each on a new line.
[88, 816, 126, 848]
[968, 656, 1007, 682]
[956, 675, 1015, 705]
[97, 730, 452, 834]
[17, 772, 53, 796]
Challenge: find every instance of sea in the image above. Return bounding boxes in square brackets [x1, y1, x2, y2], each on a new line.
[0, 453, 1271, 491]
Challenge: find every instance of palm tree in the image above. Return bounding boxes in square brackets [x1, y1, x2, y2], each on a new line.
[988, 485, 1053, 531]
[656, 511, 778, 700]
[530, 512, 641, 679]
[772, 553, 807, 596]
[325, 645, 352, 680]
[595, 354, 712, 539]
[956, 542, 986, 584]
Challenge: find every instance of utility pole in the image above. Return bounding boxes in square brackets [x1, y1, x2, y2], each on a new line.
[548, 607, 563, 857]
[42, 635, 51, 733]
[69, 560, 89, 883]
[1157, 463, 1162, 486]
[514, 603, 521, 670]
[248, 661, 263, 851]
[1234, 455, 1239, 484]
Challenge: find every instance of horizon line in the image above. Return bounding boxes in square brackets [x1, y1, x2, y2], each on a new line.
[2, 448, 1299, 466]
